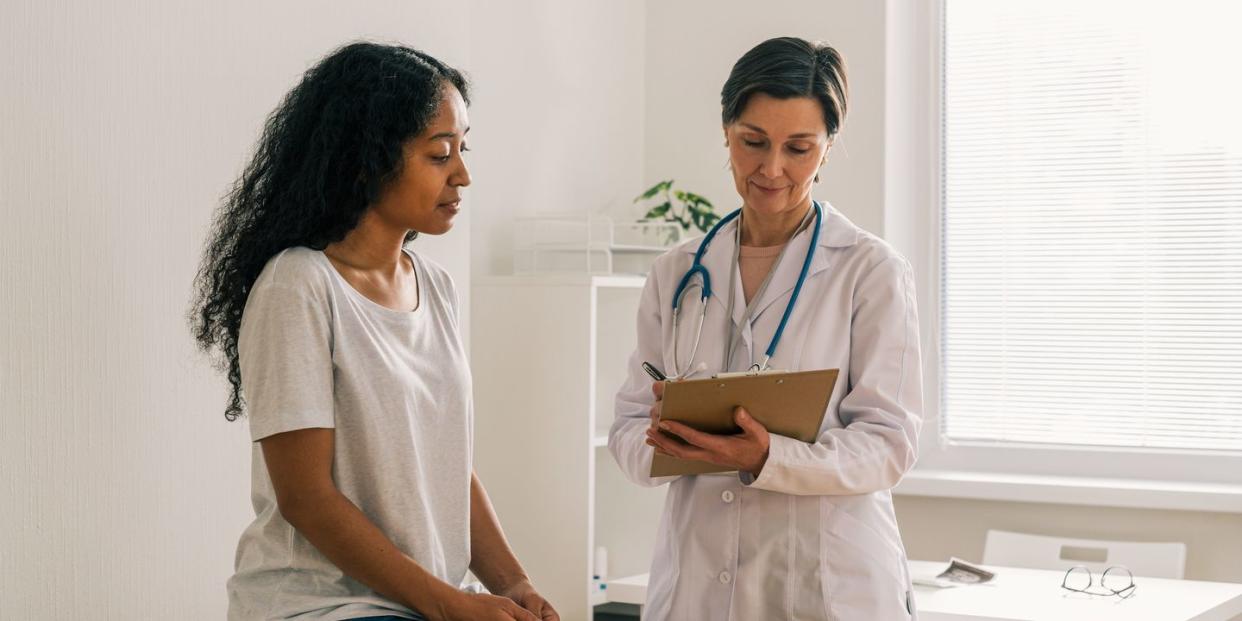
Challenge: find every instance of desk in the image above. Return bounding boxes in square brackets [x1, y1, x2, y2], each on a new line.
[908, 560, 1242, 621]
[604, 561, 1242, 621]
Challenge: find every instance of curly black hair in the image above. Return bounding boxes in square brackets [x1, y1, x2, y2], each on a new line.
[191, 41, 470, 421]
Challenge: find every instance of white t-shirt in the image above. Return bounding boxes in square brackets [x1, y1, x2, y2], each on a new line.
[227, 246, 472, 621]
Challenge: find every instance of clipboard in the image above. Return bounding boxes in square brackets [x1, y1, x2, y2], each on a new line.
[650, 368, 839, 477]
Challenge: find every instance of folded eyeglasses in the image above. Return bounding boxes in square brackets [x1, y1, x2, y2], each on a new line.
[1061, 565, 1137, 599]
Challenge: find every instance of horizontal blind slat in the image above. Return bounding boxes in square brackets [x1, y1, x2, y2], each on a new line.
[942, 0, 1242, 452]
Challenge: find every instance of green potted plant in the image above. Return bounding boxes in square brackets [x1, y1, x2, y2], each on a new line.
[635, 180, 720, 243]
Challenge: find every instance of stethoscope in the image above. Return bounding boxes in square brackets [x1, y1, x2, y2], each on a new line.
[669, 199, 823, 379]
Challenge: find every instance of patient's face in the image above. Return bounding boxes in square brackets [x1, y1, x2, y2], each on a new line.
[372, 85, 472, 236]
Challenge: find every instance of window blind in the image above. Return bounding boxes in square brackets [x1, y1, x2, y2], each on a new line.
[942, 0, 1242, 451]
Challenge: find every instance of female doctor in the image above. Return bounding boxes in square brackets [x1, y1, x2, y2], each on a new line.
[608, 37, 923, 620]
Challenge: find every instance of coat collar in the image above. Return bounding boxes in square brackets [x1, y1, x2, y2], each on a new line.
[680, 201, 861, 331]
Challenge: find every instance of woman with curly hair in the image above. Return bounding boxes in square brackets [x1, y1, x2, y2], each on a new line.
[191, 42, 557, 621]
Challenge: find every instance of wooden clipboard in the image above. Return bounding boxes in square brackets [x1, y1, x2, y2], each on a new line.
[649, 368, 839, 477]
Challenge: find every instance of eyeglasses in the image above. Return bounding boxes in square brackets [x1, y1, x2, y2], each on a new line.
[1061, 565, 1137, 599]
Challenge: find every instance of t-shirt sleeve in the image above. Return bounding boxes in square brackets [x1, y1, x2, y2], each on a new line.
[238, 282, 335, 442]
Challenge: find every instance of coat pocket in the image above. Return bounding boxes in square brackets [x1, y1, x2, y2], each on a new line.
[821, 507, 912, 619]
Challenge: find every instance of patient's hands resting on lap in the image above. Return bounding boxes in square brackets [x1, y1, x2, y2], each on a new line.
[434, 589, 549, 621]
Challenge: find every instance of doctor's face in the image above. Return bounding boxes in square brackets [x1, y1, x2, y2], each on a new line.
[725, 93, 830, 221]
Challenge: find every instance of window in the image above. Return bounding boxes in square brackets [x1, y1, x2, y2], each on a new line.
[941, 0, 1242, 456]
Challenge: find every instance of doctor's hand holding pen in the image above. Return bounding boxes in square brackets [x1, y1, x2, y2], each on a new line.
[644, 381, 772, 477]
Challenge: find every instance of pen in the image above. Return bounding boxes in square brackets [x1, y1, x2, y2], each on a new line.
[642, 361, 667, 382]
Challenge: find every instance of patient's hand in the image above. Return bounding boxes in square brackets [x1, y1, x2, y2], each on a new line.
[434, 591, 540, 621]
[499, 580, 560, 621]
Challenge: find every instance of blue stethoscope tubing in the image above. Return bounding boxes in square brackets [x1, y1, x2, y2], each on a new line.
[669, 200, 824, 378]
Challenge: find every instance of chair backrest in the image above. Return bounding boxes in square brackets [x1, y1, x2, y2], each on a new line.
[982, 530, 1186, 579]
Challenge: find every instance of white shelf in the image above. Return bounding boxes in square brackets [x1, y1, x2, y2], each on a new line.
[473, 278, 663, 620]
[514, 242, 670, 254]
[475, 274, 645, 289]
[603, 573, 648, 606]
[611, 243, 674, 253]
[588, 590, 608, 607]
[513, 215, 681, 275]
[592, 275, 647, 289]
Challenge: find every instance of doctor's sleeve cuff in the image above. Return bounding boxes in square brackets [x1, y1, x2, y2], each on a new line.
[609, 421, 684, 488]
[739, 432, 801, 490]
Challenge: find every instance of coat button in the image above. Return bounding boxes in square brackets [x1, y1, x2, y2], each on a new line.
[718, 571, 732, 584]
[721, 490, 735, 503]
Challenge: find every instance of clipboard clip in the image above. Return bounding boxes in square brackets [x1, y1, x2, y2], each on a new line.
[711, 355, 780, 378]
[713, 367, 787, 379]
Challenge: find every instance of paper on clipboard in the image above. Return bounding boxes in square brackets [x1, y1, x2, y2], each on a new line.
[650, 368, 838, 477]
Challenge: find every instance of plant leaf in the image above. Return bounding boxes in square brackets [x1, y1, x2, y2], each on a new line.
[643, 202, 671, 219]
[635, 179, 673, 202]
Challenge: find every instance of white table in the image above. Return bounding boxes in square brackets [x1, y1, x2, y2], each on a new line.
[603, 561, 1242, 621]
[908, 560, 1242, 621]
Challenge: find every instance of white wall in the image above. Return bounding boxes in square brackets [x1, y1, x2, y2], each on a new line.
[0, 2, 469, 618]
[467, 1, 646, 277]
[644, 0, 888, 237]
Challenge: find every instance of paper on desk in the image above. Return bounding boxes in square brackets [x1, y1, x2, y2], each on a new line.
[913, 558, 996, 589]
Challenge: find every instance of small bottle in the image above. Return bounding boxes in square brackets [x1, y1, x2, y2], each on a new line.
[595, 546, 609, 590]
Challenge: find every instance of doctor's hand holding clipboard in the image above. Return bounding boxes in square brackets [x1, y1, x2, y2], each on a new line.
[607, 36, 924, 621]
[643, 377, 773, 478]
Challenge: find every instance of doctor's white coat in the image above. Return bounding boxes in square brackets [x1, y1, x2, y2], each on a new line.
[609, 202, 923, 620]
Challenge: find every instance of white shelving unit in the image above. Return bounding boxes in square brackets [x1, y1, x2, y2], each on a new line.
[472, 275, 666, 620]
[512, 215, 681, 275]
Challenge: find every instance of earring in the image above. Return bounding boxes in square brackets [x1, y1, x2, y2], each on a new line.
[814, 173, 820, 183]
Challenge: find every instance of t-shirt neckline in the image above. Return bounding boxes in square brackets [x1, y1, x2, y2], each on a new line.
[317, 247, 425, 319]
